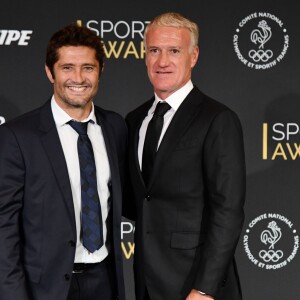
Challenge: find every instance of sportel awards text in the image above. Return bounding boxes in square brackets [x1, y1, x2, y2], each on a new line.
[121, 222, 135, 259]
[262, 123, 300, 160]
[78, 20, 150, 59]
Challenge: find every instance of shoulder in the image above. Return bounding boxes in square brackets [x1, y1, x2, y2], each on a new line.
[0, 104, 47, 156]
[0, 104, 44, 136]
[125, 98, 153, 122]
[94, 105, 125, 125]
[193, 86, 241, 123]
[94, 105, 127, 137]
[192, 86, 231, 113]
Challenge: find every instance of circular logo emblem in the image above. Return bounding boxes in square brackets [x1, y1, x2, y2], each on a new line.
[233, 12, 289, 69]
[243, 213, 299, 269]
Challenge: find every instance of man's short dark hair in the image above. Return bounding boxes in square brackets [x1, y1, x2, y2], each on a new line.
[46, 24, 104, 77]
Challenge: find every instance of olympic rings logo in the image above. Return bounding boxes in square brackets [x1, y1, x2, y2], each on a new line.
[248, 49, 273, 62]
[259, 249, 284, 262]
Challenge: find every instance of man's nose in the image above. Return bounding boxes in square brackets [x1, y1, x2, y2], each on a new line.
[72, 68, 84, 83]
[157, 51, 170, 67]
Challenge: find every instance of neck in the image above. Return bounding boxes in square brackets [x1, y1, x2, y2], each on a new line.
[64, 107, 92, 121]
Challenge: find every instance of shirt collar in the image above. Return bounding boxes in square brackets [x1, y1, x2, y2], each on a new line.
[151, 80, 194, 114]
[51, 96, 96, 127]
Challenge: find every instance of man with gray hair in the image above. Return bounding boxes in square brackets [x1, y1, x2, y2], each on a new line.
[125, 12, 245, 300]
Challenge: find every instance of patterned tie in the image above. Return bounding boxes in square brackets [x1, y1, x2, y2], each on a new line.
[142, 102, 171, 186]
[68, 120, 103, 253]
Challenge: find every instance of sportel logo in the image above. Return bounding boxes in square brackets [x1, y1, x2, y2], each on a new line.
[262, 123, 300, 160]
[77, 19, 149, 59]
[121, 221, 135, 259]
[0, 30, 33, 46]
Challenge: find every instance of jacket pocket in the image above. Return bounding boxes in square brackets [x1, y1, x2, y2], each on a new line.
[170, 232, 203, 250]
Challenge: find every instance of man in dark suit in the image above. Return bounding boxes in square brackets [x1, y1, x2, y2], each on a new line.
[0, 24, 126, 300]
[125, 12, 246, 300]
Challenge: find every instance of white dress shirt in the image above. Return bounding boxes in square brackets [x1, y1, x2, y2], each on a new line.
[138, 80, 194, 169]
[51, 97, 110, 263]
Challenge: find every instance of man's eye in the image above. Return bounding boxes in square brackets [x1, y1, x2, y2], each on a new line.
[62, 66, 72, 71]
[84, 66, 94, 72]
[149, 48, 159, 54]
[170, 49, 180, 54]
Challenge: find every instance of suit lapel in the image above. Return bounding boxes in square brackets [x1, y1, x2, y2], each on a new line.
[132, 100, 153, 188]
[95, 109, 119, 194]
[38, 101, 76, 232]
[147, 87, 205, 190]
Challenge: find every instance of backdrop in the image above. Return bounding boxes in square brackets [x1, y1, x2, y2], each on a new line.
[1, 0, 300, 299]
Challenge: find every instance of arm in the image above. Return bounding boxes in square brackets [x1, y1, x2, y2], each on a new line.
[193, 109, 246, 296]
[0, 125, 30, 299]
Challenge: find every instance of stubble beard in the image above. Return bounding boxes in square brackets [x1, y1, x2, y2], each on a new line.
[57, 82, 98, 110]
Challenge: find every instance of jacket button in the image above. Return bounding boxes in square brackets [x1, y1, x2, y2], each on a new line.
[145, 195, 151, 201]
[64, 274, 70, 281]
[68, 240, 76, 247]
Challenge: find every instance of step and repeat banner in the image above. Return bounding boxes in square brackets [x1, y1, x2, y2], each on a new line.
[1, 1, 300, 299]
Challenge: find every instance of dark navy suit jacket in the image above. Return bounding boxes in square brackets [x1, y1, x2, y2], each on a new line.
[0, 100, 127, 300]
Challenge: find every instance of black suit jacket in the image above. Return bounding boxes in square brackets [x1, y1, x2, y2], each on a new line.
[125, 87, 246, 300]
[0, 100, 127, 300]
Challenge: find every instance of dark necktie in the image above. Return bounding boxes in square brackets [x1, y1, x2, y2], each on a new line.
[142, 102, 171, 186]
[68, 120, 103, 253]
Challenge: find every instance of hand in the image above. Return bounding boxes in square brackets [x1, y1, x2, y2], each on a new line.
[186, 289, 214, 300]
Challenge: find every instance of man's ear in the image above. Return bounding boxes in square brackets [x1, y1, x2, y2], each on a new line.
[191, 46, 199, 68]
[45, 65, 55, 83]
